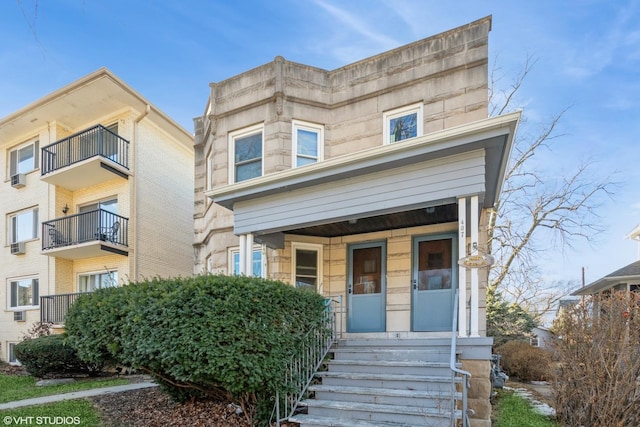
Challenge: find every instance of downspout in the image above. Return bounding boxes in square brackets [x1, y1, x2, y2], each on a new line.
[132, 104, 151, 281]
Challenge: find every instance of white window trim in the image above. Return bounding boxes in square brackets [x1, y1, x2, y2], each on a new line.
[8, 138, 39, 178]
[383, 103, 424, 145]
[7, 276, 39, 310]
[228, 123, 264, 183]
[292, 120, 324, 167]
[291, 242, 324, 292]
[228, 244, 266, 278]
[206, 148, 215, 191]
[8, 342, 21, 366]
[9, 207, 39, 244]
[77, 269, 118, 293]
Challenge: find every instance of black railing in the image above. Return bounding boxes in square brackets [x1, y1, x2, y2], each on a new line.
[41, 125, 129, 175]
[42, 209, 129, 250]
[40, 292, 91, 324]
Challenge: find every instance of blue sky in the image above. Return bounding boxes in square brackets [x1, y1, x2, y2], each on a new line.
[1, 0, 639, 289]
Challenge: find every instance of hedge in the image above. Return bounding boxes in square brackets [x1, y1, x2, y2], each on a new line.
[64, 274, 328, 423]
[13, 334, 102, 378]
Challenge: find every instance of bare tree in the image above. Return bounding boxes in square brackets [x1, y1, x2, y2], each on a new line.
[487, 55, 615, 318]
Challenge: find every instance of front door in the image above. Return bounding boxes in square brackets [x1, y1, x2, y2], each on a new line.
[347, 241, 386, 333]
[412, 234, 457, 331]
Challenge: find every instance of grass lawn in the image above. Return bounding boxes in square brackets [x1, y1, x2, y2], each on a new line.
[493, 389, 557, 427]
[0, 399, 102, 426]
[0, 373, 129, 404]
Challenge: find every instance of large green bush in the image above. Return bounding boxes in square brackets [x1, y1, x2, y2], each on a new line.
[13, 334, 102, 378]
[64, 274, 328, 423]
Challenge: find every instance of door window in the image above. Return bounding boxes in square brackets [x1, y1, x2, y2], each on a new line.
[417, 239, 452, 290]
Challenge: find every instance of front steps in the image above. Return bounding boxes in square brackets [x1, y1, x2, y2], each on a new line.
[289, 338, 462, 427]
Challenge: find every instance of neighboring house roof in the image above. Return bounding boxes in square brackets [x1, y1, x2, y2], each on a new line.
[0, 67, 192, 148]
[571, 260, 640, 296]
[626, 224, 640, 241]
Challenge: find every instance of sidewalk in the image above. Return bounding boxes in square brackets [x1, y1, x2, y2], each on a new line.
[0, 382, 158, 411]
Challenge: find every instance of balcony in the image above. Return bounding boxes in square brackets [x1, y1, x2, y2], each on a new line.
[41, 125, 130, 191]
[42, 209, 129, 259]
[40, 292, 91, 324]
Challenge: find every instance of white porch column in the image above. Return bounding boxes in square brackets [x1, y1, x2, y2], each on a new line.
[245, 233, 254, 276]
[470, 195, 480, 337]
[458, 197, 468, 337]
[239, 234, 247, 275]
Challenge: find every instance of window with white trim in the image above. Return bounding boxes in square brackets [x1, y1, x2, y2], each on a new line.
[8, 343, 21, 365]
[229, 246, 265, 278]
[206, 254, 214, 273]
[78, 270, 118, 293]
[9, 139, 39, 177]
[292, 242, 323, 290]
[229, 124, 263, 183]
[9, 207, 39, 243]
[383, 103, 424, 144]
[8, 277, 39, 309]
[292, 120, 324, 167]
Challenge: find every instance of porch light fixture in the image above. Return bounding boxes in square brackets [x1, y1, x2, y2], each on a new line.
[62, 204, 69, 215]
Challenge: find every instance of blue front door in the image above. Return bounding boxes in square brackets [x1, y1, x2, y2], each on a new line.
[347, 241, 386, 333]
[412, 234, 457, 331]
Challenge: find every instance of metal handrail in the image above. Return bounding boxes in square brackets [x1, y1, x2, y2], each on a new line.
[274, 295, 342, 426]
[451, 288, 472, 427]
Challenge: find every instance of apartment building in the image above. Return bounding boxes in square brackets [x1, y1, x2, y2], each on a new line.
[1, 68, 193, 364]
[194, 17, 519, 426]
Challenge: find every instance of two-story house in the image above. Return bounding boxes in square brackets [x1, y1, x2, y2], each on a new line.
[194, 17, 519, 427]
[1, 68, 194, 364]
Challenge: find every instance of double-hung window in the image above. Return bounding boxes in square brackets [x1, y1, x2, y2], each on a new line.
[9, 139, 39, 177]
[230, 124, 263, 183]
[292, 120, 324, 167]
[78, 270, 118, 293]
[230, 246, 265, 278]
[8, 277, 39, 308]
[10, 208, 39, 243]
[292, 242, 323, 290]
[383, 103, 424, 144]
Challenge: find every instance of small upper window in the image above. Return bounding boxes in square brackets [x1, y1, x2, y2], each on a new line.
[8, 277, 39, 308]
[10, 208, 39, 243]
[383, 103, 424, 144]
[9, 139, 39, 177]
[230, 124, 263, 183]
[292, 120, 324, 167]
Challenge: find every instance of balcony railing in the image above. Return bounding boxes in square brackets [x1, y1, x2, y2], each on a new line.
[40, 292, 91, 324]
[42, 209, 129, 251]
[41, 125, 129, 175]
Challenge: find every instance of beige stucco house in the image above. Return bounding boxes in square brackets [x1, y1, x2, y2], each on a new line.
[1, 68, 194, 364]
[194, 16, 519, 426]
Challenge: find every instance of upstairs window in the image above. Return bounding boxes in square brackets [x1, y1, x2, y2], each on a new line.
[9, 139, 39, 177]
[8, 277, 39, 308]
[292, 120, 324, 167]
[383, 103, 424, 144]
[10, 208, 39, 243]
[230, 124, 263, 183]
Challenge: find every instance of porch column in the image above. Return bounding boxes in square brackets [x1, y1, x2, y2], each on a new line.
[458, 198, 468, 337]
[470, 195, 480, 337]
[245, 233, 254, 276]
[239, 234, 247, 275]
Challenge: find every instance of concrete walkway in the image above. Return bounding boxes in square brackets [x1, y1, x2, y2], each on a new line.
[0, 382, 158, 411]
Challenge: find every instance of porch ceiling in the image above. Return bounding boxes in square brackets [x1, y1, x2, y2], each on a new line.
[287, 204, 458, 237]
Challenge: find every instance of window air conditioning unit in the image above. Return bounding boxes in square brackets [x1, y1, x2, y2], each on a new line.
[11, 173, 26, 188]
[14, 311, 26, 322]
[10, 242, 26, 255]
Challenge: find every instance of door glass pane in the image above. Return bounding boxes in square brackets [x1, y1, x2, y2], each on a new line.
[295, 249, 317, 289]
[417, 239, 452, 290]
[352, 247, 382, 295]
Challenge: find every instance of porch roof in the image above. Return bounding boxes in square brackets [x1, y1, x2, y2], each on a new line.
[207, 112, 520, 239]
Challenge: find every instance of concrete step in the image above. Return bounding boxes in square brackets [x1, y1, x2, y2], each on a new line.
[326, 359, 456, 376]
[288, 414, 421, 427]
[299, 399, 459, 425]
[337, 337, 454, 348]
[308, 384, 460, 408]
[316, 371, 460, 392]
[330, 347, 452, 362]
